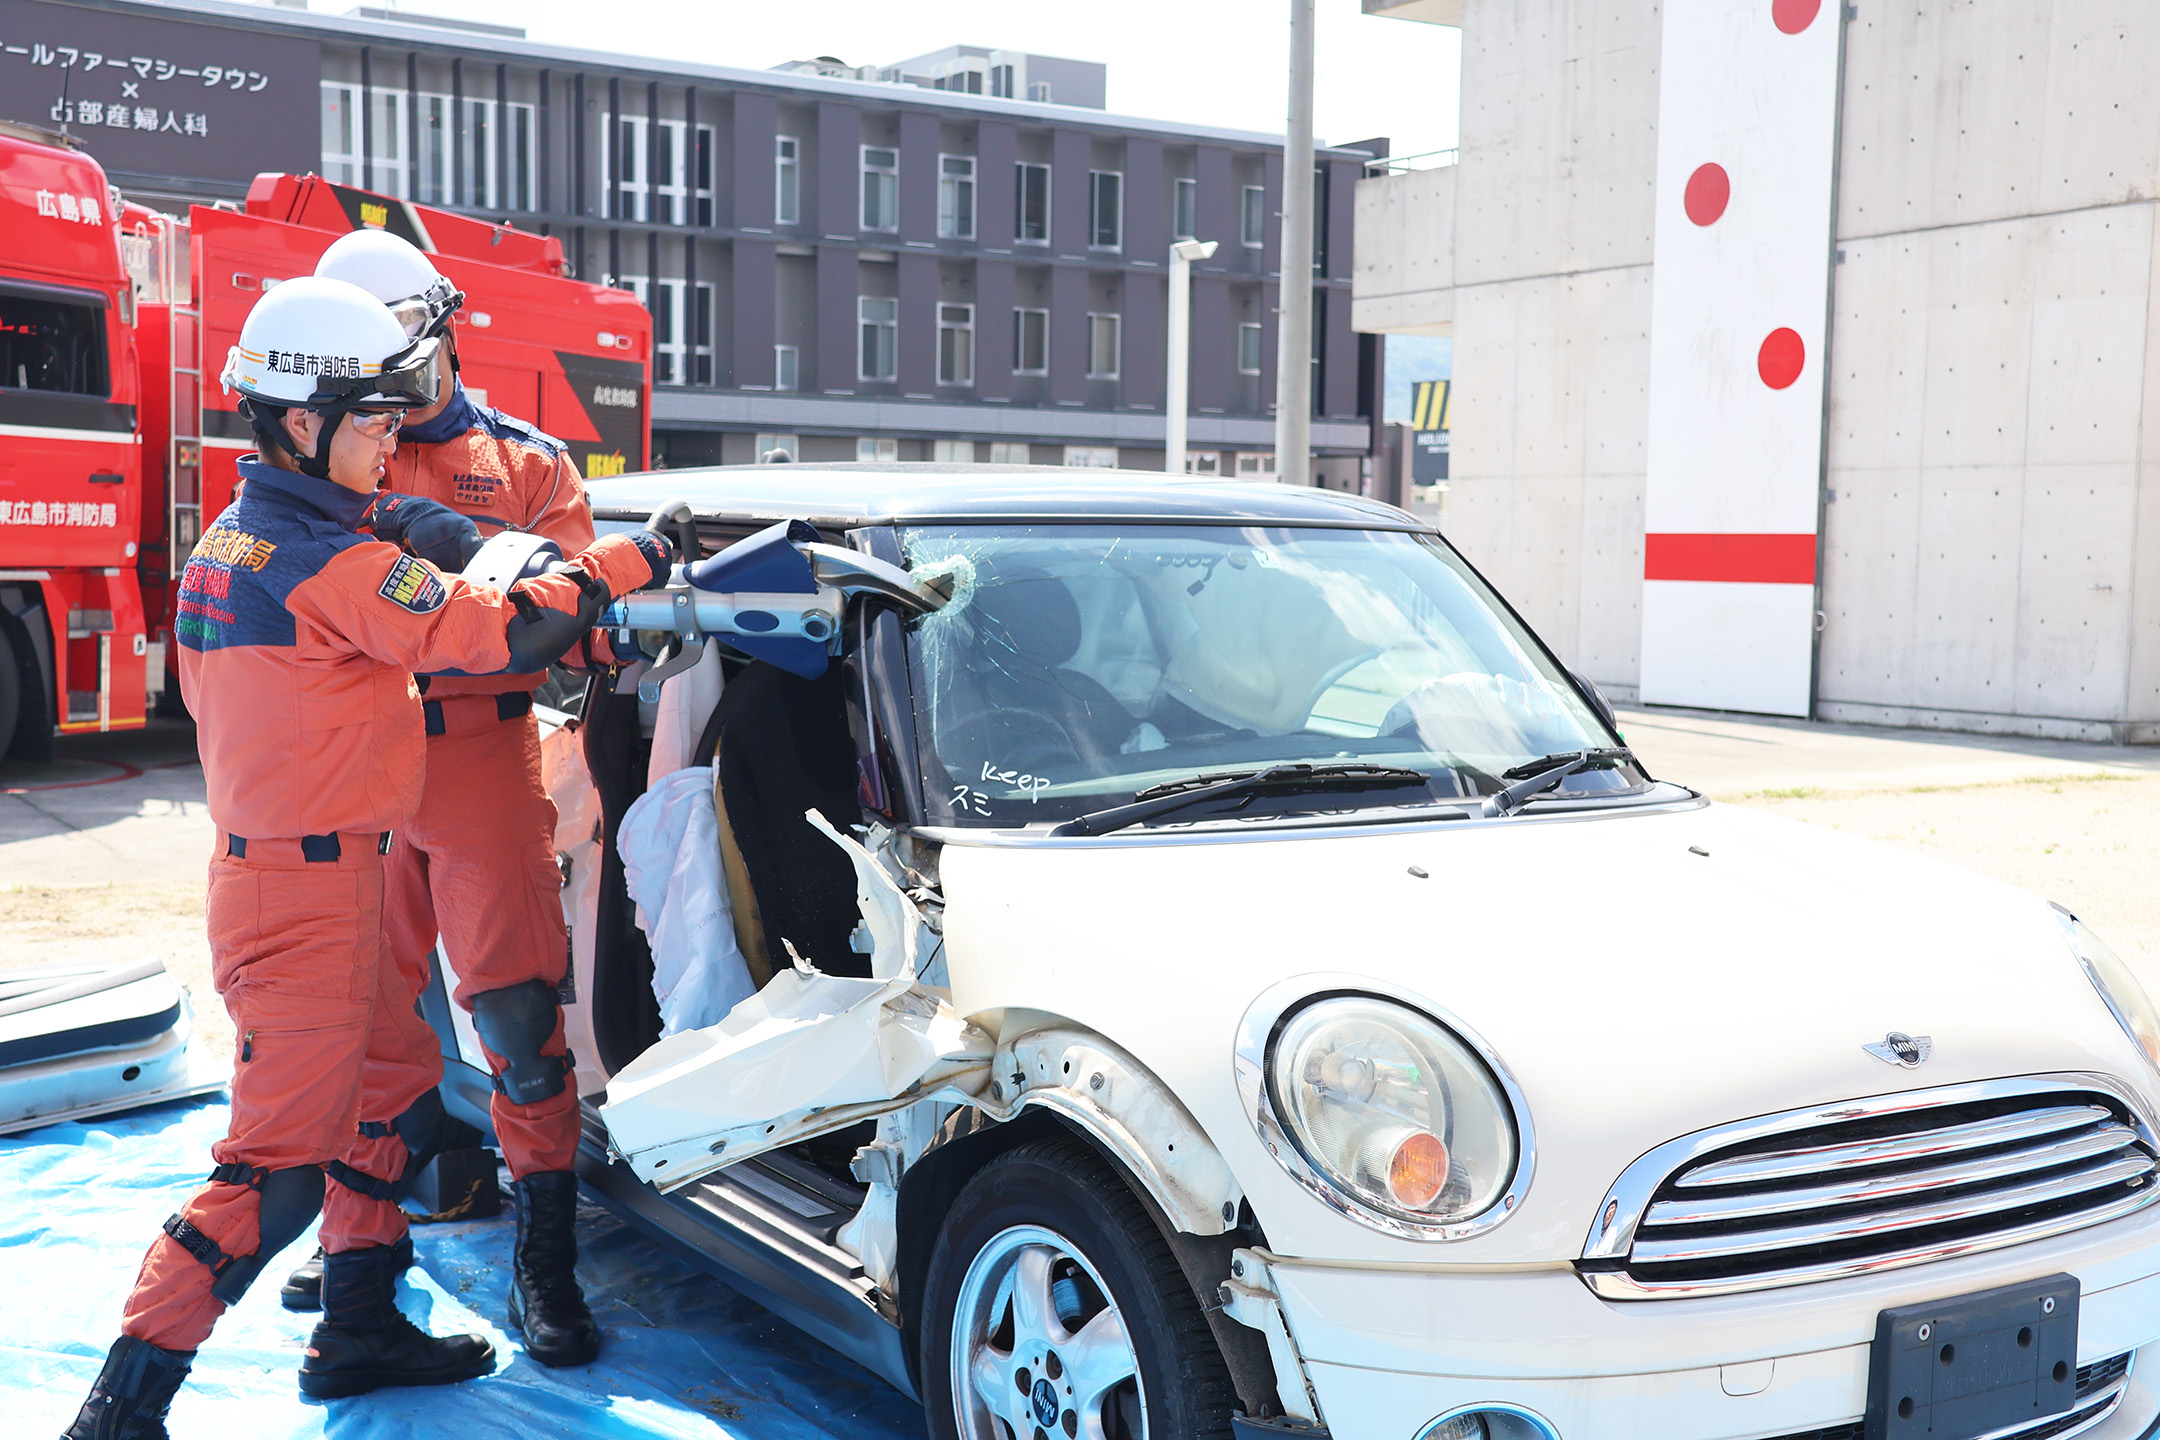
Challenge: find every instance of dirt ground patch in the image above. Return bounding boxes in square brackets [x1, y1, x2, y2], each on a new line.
[1724, 771, 2160, 978]
[0, 882, 225, 1063]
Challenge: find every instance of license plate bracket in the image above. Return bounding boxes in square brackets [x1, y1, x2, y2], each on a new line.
[1866, 1273, 2080, 1440]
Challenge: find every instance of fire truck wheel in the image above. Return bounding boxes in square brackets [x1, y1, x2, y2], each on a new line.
[0, 624, 18, 762]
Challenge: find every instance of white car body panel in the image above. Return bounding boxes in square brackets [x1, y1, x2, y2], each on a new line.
[931, 801, 2160, 1266]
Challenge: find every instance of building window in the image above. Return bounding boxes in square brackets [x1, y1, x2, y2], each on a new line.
[1089, 171, 1122, 250]
[448, 98, 537, 211]
[934, 439, 976, 463]
[1236, 451, 1277, 476]
[694, 125, 715, 226]
[1063, 446, 1116, 467]
[938, 154, 976, 240]
[938, 303, 974, 386]
[775, 135, 800, 225]
[1237, 322, 1263, 375]
[417, 93, 452, 205]
[774, 344, 799, 392]
[1086, 313, 1120, 379]
[1015, 162, 1049, 244]
[859, 295, 897, 380]
[1013, 307, 1048, 374]
[755, 433, 798, 461]
[989, 441, 1029, 463]
[1174, 177, 1197, 241]
[1185, 451, 1222, 475]
[990, 64, 1015, 99]
[608, 114, 646, 221]
[652, 119, 686, 226]
[861, 146, 898, 232]
[1242, 184, 1266, 247]
[618, 278, 713, 386]
[858, 436, 900, 462]
[321, 83, 410, 197]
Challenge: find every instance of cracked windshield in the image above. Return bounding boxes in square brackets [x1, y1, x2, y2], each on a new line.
[903, 523, 1625, 828]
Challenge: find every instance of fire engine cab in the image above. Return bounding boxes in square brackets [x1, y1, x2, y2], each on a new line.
[0, 117, 650, 762]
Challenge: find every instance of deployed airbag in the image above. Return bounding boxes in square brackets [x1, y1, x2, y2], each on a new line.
[618, 766, 755, 1037]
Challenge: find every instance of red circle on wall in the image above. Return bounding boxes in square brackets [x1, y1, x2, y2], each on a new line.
[1772, 0, 1822, 34]
[1683, 163, 1730, 226]
[1758, 328, 1806, 389]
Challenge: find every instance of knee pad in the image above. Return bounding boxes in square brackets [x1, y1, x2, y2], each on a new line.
[470, 978, 571, 1107]
[166, 1157, 326, 1303]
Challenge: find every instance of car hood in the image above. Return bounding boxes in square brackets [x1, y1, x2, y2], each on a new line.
[932, 801, 2160, 1263]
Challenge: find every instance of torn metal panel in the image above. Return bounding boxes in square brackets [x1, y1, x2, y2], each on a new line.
[598, 808, 991, 1192]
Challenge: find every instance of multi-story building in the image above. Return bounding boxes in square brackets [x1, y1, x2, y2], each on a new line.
[1, 0, 1381, 477]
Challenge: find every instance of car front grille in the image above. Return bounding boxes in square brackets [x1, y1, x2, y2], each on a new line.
[1579, 1077, 2160, 1299]
[1755, 1353, 2135, 1440]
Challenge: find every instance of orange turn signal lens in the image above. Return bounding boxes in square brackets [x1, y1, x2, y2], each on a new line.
[1388, 1129, 1450, 1210]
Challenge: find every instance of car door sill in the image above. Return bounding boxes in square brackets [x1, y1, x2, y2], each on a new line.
[573, 1109, 916, 1399]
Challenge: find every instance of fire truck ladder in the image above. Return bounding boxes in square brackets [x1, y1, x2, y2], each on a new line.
[163, 216, 202, 579]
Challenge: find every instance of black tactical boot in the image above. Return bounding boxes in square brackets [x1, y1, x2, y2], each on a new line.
[506, 1170, 602, 1367]
[59, 1335, 193, 1440]
[297, 1243, 493, 1399]
[279, 1232, 412, 1311]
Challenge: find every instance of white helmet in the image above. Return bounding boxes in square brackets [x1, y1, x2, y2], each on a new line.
[314, 229, 464, 340]
[220, 276, 444, 410]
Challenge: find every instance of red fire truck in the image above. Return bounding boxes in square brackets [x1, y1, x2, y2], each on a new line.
[0, 118, 650, 762]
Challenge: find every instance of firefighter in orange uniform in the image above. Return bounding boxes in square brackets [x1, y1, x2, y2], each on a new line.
[58, 277, 669, 1436]
[297, 230, 606, 1366]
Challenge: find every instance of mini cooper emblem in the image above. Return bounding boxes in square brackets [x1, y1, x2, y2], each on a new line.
[1863, 1032, 1933, 1068]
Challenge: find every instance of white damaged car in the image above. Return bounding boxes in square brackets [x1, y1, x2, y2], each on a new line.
[419, 465, 2160, 1440]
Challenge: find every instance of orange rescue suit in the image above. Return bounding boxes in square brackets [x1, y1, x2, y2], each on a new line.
[120, 456, 637, 1352]
[377, 383, 596, 1177]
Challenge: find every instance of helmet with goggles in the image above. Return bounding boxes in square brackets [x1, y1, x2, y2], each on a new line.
[219, 276, 443, 478]
[314, 229, 465, 341]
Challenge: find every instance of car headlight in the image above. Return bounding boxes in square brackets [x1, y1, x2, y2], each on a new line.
[2055, 907, 2160, 1074]
[1259, 993, 1524, 1234]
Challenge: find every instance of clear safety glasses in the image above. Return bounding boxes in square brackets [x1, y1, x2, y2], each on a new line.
[343, 409, 405, 440]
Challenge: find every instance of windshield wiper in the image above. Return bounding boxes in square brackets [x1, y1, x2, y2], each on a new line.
[1487, 748, 1638, 816]
[1052, 763, 1434, 838]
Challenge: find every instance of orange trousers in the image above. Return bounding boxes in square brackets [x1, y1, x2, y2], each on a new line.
[383, 701, 579, 1178]
[121, 834, 441, 1352]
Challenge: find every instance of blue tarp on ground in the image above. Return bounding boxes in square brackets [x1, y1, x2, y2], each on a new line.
[3, 1097, 924, 1439]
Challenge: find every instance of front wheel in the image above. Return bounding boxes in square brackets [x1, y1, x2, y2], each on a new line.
[919, 1137, 1235, 1440]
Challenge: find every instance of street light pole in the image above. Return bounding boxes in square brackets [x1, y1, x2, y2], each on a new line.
[1166, 238, 1218, 477]
[1275, 0, 1316, 486]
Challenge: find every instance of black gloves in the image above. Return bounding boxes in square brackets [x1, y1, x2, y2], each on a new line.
[369, 493, 484, 572]
[627, 530, 673, 589]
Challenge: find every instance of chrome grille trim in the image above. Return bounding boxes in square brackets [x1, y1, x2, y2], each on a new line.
[1643, 1124, 2144, 1227]
[1676, 1105, 2115, 1189]
[1579, 1074, 2160, 1300]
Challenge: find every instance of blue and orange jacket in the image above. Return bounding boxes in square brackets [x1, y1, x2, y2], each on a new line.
[175, 456, 605, 840]
[378, 382, 595, 700]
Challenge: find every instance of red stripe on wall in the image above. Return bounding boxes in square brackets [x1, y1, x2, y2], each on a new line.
[1644, 533, 1818, 585]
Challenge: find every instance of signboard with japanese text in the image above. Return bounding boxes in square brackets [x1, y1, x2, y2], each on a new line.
[0, 0, 318, 183]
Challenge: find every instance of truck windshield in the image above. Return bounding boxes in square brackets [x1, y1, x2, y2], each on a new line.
[901, 523, 1628, 829]
[0, 287, 109, 397]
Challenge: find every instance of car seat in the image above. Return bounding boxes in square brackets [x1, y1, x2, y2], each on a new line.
[935, 569, 1136, 775]
[705, 661, 867, 983]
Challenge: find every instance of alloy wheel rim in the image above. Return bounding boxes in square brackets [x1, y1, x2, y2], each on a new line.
[949, 1223, 1148, 1440]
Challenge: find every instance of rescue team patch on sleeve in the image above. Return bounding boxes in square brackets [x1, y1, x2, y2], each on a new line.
[378, 553, 448, 614]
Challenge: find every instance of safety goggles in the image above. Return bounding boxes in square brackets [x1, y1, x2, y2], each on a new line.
[387, 277, 466, 342]
[343, 409, 405, 440]
[308, 335, 445, 411]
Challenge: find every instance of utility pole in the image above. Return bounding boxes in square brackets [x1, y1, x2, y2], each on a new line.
[1165, 238, 1218, 476]
[1274, 0, 1316, 486]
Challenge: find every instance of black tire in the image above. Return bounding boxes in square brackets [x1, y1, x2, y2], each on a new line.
[0, 624, 18, 762]
[919, 1137, 1235, 1440]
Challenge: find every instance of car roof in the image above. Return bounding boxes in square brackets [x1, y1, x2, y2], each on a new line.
[585, 463, 1430, 531]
